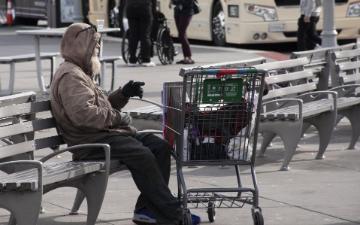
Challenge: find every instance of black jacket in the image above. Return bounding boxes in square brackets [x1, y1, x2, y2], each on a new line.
[173, 0, 194, 16]
[121, 0, 157, 19]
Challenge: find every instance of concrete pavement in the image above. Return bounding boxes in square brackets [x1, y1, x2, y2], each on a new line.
[0, 26, 359, 225]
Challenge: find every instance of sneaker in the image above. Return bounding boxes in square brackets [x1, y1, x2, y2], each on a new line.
[133, 208, 156, 225]
[141, 61, 156, 67]
[191, 213, 201, 225]
[133, 208, 201, 225]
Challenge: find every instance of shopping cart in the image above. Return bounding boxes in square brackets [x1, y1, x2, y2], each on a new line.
[162, 67, 266, 225]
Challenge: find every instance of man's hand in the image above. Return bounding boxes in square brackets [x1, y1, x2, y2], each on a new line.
[119, 112, 132, 125]
[121, 80, 145, 98]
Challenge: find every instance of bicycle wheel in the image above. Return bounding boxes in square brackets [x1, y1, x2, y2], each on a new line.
[121, 30, 130, 64]
[156, 26, 175, 65]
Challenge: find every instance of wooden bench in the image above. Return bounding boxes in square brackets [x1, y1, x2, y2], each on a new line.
[327, 48, 360, 149]
[290, 42, 358, 90]
[0, 92, 111, 225]
[253, 57, 338, 171]
[0, 52, 59, 96]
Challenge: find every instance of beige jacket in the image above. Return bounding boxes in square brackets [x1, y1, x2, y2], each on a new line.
[50, 23, 134, 146]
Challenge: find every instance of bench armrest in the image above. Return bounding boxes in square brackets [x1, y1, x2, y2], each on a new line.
[329, 84, 360, 97]
[297, 91, 337, 110]
[262, 98, 304, 119]
[40, 144, 111, 173]
[0, 160, 43, 188]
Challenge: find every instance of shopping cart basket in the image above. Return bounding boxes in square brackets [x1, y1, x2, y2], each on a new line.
[162, 67, 266, 225]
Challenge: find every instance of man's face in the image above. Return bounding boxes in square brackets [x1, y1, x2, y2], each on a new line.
[90, 42, 101, 77]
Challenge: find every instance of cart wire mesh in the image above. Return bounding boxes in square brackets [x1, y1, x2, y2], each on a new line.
[163, 67, 266, 165]
[162, 67, 266, 223]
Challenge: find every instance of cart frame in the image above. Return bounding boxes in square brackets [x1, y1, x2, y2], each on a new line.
[163, 67, 266, 225]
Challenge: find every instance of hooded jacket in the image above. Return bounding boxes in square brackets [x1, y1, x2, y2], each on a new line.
[50, 23, 134, 148]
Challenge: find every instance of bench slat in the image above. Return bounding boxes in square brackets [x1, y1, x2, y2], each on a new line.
[43, 161, 104, 185]
[0, 135, 65, 159]
[0, 161, 104, 191]
[337, 61, 360, 71]
[341, 72, 360, 84]
[255, 57, 309, 71]
[334, 48, 360, 59]
[264, 83, 317, 100]
[0, 118, 56, 139]
[0, 141, 37, 158]
[265, 70, 314, 85]
[337, 97, 360, 109]
[262, 99, 334, 121]
[0, 101, 50, 118]
[0, 92, 36, 107]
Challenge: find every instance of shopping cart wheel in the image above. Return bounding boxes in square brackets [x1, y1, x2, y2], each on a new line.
[207, 201, 216, 222]
[183, 209, 193, 225]
[252, 209, 264, 225]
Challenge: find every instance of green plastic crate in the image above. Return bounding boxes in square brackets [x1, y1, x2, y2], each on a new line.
[202, 78, 244, 104]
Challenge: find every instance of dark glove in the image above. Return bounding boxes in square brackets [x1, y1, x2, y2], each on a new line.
[121, 80, 145, 98]
[119, 112, 132, 125]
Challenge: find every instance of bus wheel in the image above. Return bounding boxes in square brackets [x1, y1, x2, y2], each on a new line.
[211, 1, 226, 46]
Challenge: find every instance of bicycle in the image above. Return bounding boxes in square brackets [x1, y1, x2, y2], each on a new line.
[121, 12, 176, 65]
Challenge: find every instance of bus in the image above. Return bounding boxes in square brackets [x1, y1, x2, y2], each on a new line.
[2, 0, 359, 46]
[0, 0, 120, 29]
[157, 0, 360, 46]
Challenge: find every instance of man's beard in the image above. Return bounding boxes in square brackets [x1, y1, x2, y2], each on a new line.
[90, 55, 101, 77]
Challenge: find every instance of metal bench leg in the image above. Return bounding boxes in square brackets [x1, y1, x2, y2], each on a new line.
[258, 131, 276, 157]
[340, 106, 360, 149]
[307, 111, 337, 159]
[301, 123, 311, 137]
[3, 191, 42, 225]
[111, 61, 115, 91]
[50, 56, 56, 85]
[260, 120, 303, 171]
[9, 62, 15, 94]
[69, 189, 86, 215]
[69, 171, 109, 225]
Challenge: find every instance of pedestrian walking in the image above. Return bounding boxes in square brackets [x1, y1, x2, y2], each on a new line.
[123, 0, 157, 67]
[170, 0, 196, 64]
[50, 23, 201, 225]
[297, 0, 322, 51]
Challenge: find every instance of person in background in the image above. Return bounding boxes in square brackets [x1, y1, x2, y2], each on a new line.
[122, 0, 157, 67]
[297, 0, 322, 51]
[50, 23, 201, 225]
[170, 0, 195, 64]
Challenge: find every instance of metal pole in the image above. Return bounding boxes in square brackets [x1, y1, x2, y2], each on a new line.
[321, 0, 338, 47]
[47, 0, 56, 28]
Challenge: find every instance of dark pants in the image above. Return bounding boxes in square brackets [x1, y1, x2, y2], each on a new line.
[127, 6, 153, 63]
[297, 15, 322, 51]
[175, 14, 192, 58]
[85, 133, 181, 225]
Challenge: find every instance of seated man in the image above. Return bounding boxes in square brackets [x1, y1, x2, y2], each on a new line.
[50, 23, 200, 225]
